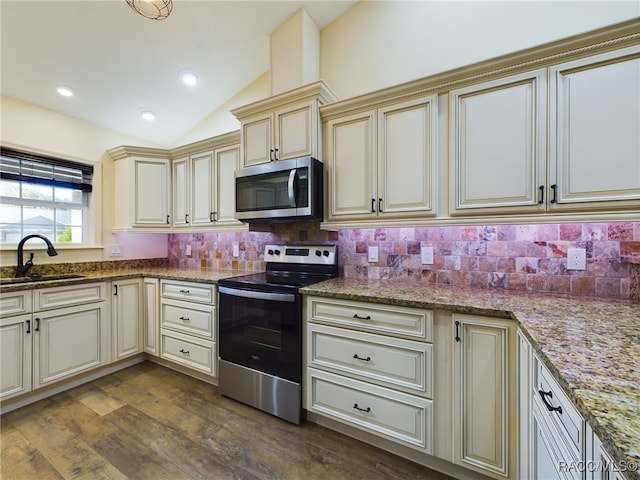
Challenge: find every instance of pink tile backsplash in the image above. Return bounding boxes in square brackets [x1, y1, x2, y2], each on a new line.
[167, 222, 640, 300]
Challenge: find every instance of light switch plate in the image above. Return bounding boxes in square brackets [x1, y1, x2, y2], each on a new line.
[109, 245, 122, 257]
[421, 246, 434, 265]
[232, 242, 240, 257]
[367, 246, 379, 263]
[567, 247, 586, 270]
[185, 244, 191, 256]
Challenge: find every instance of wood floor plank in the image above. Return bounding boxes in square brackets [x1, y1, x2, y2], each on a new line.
[0, 429, 63, 480]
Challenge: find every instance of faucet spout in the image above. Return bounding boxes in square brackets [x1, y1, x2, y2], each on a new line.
[16, 234, 58, 278]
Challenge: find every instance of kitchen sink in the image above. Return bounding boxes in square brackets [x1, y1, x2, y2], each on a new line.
[0, 274, 85, 285]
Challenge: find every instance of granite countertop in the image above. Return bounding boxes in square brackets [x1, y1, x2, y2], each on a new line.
[2, 269, 638, 477]
[301, 277, 640, 480]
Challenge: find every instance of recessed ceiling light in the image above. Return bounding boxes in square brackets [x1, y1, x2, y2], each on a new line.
[180, 70, 198, 87]
[140, 110, 156, 121]
[56, 86, 74, 97]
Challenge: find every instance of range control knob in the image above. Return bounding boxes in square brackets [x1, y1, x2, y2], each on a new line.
[315, 250, 322, 257]
[274, 249, 281, 256]
[267, 249, 274, 255]
[323, 250, 330, 257]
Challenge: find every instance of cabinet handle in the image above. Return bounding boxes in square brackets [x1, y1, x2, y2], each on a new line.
[179, 316, 190, 322]
[538, 185, 544, 204]
[210, 211, 217, 222]
[25, 319, 31, 334]
[185, 214, 190, 224]
[455, 320, 461, 342]
[538, 389, 563, 414]
[270, 149, 274, 162]
[35, 318, 40, 332]
[274, 147, 279, 161]
[371, 198, 376, 213]
[378, 198, 383, 212]
[550, 184, 557, 204]
[166, 214, 170, 224]
[114, 285, 118, 296]
[179, 289, 190, 295]
[353, 314, 371, 320]
[179, 348, 190, 355]
[353, 354, 371, 362]
[353, 403, 371, 413]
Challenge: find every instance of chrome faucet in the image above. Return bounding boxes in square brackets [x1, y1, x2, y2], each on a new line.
[16, 234, 58, 278]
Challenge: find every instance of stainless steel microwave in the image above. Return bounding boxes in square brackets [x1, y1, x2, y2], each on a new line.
[234, 156, 324, 223]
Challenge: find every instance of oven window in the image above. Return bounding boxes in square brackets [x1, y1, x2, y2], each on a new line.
[219, 290, 302, 382]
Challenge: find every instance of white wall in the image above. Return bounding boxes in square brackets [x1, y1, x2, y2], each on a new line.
[0, 95, 168, 266]
[320, 1, 639, 100]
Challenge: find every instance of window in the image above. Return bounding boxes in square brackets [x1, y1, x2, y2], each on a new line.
[0, 147, 93, 244]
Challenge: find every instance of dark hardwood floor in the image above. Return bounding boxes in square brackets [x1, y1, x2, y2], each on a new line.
[1, 362, 453, 480]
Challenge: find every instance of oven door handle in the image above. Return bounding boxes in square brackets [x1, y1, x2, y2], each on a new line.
[219, 286, 296, 303]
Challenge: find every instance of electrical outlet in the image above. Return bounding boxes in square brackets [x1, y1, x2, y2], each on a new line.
[567, 247, 586, 270]
[232, 242, 240, 257]
[109, 245, 122, 257]
[185, 244, 191, 256]
[421, 246, 434, 265]
[367, 246, 379, 263]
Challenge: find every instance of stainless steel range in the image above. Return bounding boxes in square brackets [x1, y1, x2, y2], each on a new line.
[217, 244, 338, 424]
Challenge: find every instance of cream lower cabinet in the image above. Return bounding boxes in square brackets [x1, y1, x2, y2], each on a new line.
[32, 283, 109, 390]
[452, 313, 517, 479]
[305, 296, 434, 453]
[143, 278, 160, 356]
[324, 95, 438, 224]
[112, 279, 143, 361]
[160, 280, 216, 376]
[1, 291, 33, 400]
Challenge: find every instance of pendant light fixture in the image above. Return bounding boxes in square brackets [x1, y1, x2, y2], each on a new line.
[126, 0, 173, 21]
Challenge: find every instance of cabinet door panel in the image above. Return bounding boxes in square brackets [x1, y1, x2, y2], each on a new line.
[242, 115, 272, 166]
[135, 159, 171, 225]
[550, 47, 640, 209]
[113, 280, 143, 360]
[450, 71, 546, 214]
[327, 111, 376, 220]
[214, 145, 240, 224]
[378, 96, 437, 217]
[172, 157, 190, 226]
[143, 278, 159, 356]
[34, 303, 105, 388]
[0, 314, 32, 399]
[276, 101, 315, 161]
[190, 151, 214, 225]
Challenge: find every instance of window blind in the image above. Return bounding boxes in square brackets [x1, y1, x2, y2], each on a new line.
[0, 147, 93, 192]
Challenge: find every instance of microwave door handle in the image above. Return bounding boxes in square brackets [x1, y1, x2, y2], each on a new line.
[287, 169, 297, 207]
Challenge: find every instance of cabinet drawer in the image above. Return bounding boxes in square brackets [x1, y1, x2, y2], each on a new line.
[160, 330, 215, 376]
[0, 290, 32, 316]
[34, 283, 106, 311]
[308, 324, 432, 397]
[160, 280, 215, 305]
[533, 355, 584, 460]
[161, 300, 215, 340]
[307, 297, 432, 341]
[307, 368, 432, 452]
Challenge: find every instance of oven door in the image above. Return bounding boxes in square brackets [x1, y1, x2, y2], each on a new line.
[218, 286, 302, 383]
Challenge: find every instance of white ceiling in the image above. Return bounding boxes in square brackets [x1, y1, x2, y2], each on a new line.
[0, 0, 356, 147]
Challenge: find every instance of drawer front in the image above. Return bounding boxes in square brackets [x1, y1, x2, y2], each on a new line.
[308, 324, 432, 397]
[307, 297, 432, 341]
[160, 330, 215, 376]
[533, 355, 583, 459]
[161, 300, 215, 340]
[35, 283, 106, 311]
[307, 368, 432, 452]
[0, 291, 32, 316]
[160, 280, 214, 305]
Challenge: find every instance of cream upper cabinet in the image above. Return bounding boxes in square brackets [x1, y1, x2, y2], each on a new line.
[548, 46, 640, 212]
[452, 313, 517, 479]
[241, 100, 317, 166]
[232, 80, 339, 168]
[326, 95, 439, 223]
[110, 147, 172, 231]
[449, 70, 547, 215]
[171, 140, 242, 229]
